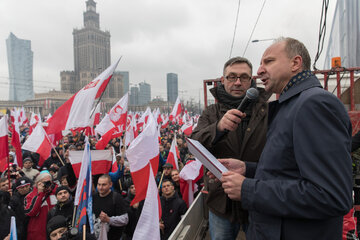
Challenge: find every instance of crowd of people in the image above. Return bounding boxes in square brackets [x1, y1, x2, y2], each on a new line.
[0, 121, 199, 240]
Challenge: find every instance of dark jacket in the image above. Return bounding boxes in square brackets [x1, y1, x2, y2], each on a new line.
[191, 86, 270, 222]
[10, 191, 29, 240]
[47, 199, 74, 223]
[123, 193, 144, 240]
[160, 192, 187, 240]
[242, 75, 353, 239]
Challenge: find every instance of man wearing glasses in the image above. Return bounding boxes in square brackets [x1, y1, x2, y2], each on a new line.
[191, 57, 271, 239]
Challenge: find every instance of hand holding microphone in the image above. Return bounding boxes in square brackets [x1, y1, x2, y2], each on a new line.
[217, 88, 259, 133]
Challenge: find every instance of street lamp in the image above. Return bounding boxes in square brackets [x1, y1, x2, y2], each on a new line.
[251, 38, 276, 43]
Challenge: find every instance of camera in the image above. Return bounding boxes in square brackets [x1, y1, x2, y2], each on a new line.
[58, 226, 79, 240]
[10, 173, 17, 179]
[43, 180, 53, 189]
[12, 164, 17, 171]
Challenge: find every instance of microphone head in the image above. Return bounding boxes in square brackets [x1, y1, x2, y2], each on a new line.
[246, 88, 259, 100]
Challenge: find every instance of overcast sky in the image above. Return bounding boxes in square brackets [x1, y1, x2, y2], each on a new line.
[0, 0, 337, 103]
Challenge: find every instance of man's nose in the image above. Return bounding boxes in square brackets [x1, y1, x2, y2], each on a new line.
[257, 65, 265, 76]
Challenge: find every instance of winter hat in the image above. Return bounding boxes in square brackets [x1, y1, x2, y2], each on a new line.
[162, 163, 173, 169]
[56, 185, 70, 196]
[23, 157, 33, 164]
[47, 215, 67, 236]
[15, 177, 32, 189]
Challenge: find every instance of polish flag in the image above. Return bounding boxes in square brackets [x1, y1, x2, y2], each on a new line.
[126, 113, 161, 240]
[0, 116, 9, 172]
[20, 107, 28, 126]
[0, 116, 9, 159]
[80, 103, 102, 136]
[22, 123, 52, 166]
[29, 112, 42, 135]
[46, 58, 121, 136]
[180, 118, 194, 136]
[179, 159, 204, 207]
[161, 115, 169, 129]
[95, 93, 128, 149]
[166, 135, 180, 170]
[179, 113, 187, 126]
[154, 108, 162, 124]
[93, 103, 101, 126]
[124, 116, 137, 147]
[136, 107, 151, 132]
[45, 113, 52, 122]
[69, 149, 112, 178]
[169, 96, 182, 122]
[10, 111, 23, 168]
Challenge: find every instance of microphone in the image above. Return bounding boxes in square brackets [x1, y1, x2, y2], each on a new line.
[212, 88, 259, 144]
[236, 87, 259, 112]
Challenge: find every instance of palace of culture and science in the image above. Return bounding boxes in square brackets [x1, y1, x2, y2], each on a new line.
[60, 0, 128, 99]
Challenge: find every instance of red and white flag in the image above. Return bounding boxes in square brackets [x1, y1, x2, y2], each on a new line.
[10, 111, 23, 168]
[22, 123, 52, 166]
[124, 116, 137, 147]
[95, 93, 128, 149]
[126, 113, 160, 240]
[69, 149, 112, 178]
[169, 96, 182, 122]
[161, 115, 169, 129]
[92, 103, 101, 126]
[180, 118, 194, 136]
[179, 113, 187, 126]
[0, 116, 9, 172]
[166, 134, 180, 170]
[136, 107, 151, 132]
[46, 58, 121, 136]
[29, 112, 42, 134]
[20, 107, 28, 126]
[179, 159, 203, 207]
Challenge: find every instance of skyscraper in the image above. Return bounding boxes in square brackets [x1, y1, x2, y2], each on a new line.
[130, 86, 139, 106]
[6, 32, 34, 101]
[167, 73, 178, 103]
[139, 81, 151, 105]
[117, 71, 129, 95]
[61, 0, 126, 99]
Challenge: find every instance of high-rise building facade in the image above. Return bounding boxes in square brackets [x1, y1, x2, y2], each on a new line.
[61, 0, 125, 100]
[139, 81, 151, 105]
[130, 86, 139, 106]
[6, 32, 34, 101]
[167, 73, 178, 103]
[117, 71, 129, 95]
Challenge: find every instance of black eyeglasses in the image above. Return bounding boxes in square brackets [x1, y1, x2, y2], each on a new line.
[225, 74, 252, 83]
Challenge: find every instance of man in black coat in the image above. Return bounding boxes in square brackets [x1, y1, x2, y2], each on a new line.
[93, 174, 128, 240]
[47, 186, 74, 223]
[9, 177, 32, 240]
[160, 179, 187, 240]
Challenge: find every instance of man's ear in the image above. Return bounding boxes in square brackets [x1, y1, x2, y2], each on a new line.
[291, 55, 303, 72]
[220, 76, 225, 85]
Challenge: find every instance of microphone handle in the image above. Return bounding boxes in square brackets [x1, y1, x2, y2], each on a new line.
[213, 97, 251, 143]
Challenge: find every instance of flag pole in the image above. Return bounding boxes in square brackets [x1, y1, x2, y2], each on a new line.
[7, 156, 11, 191]
[90, 56, 122, 120]
[83, 225, 86, 240]
[157, 170, 165, 190]
[42, 127, 65, 166]
[71, 205, 78, 228]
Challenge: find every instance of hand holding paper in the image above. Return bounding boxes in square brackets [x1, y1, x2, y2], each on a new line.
[221, 171, 245, 201]
[186, 138, 228, 179]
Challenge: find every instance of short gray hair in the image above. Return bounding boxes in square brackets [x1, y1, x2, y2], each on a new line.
[223, 57, 253, 76]
[35, 171, 52, 184]
[275, 37, 311, 70]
